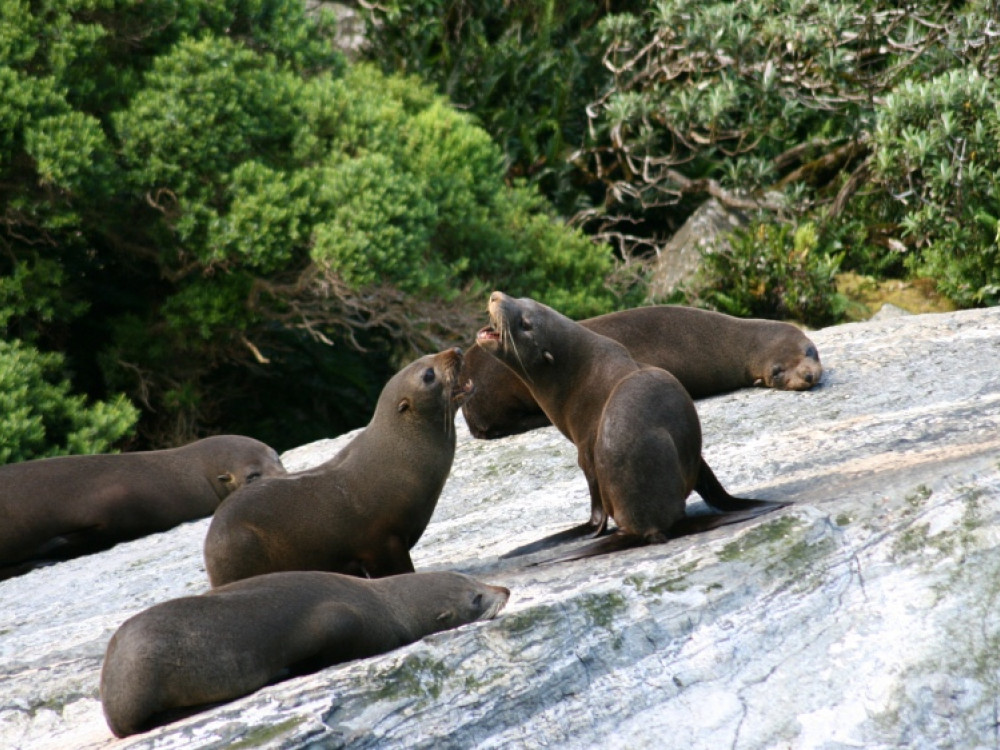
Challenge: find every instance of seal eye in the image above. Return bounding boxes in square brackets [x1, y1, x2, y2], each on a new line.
[805, 345, 818, 360]
[422, 367, 436, 384]
[520, 318, 532, 332]
[771, 364, 783, 378]
[246, 472, 262, 484]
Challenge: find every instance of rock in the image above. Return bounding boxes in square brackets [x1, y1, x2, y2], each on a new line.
[646, 198, 748, 301]
[2, 307, 1000, 749]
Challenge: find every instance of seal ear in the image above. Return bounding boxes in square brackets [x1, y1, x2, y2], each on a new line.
[436, 610, 454, 622]
[543, 351, 555, 364]
[398, 398, 411, 413]
[217, 472, 236, 487]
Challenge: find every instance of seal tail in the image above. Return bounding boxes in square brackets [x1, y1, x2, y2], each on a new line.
[695, 458, 787, 514]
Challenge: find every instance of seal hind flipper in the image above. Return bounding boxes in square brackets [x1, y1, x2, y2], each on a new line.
[501, 521, 612, 559]
[694, 459, 789, 513]
[668, 505, 783, 538]
[533, 504, 785, 566]
[530, 530, 648, 566]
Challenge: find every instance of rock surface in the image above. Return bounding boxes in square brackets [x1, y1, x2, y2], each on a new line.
[2, 307, 1000, 749]
[646, 198, 748, 300]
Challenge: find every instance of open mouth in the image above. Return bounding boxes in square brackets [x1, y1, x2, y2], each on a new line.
[476, 325, 500, 343]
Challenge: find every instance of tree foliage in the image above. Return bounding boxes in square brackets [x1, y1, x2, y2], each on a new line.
[353, 0, 643, 215]
[576, 1, 1000, 307]
[361, 0, 1000, 318]
[1, 0, 628, 455]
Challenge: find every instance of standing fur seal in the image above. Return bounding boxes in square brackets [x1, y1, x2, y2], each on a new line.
[100, 570, 510, 737]
[462, 305, 822, 439]
[0, 436, 286, 579]
[476, 292, 786, 561]
[204, 348, 473, 587]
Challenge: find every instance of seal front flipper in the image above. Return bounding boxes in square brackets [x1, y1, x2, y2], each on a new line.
[360, 535, 415, 577]
[694, 459, 789, 513]
[501, 520, 612, 559]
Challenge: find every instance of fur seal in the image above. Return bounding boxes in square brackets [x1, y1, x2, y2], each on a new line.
[476, 292, 786, 561]
[204, 348, 473, 587]
[462, 305, 822, 439]
[100, 570, 509, 737]
[0, 436, 286, 579]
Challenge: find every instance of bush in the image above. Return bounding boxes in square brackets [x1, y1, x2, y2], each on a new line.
[356, 0, 642, 214]
[694, 221, 847, 326]
[0, 339, 138, 464]
[569, 0, 999, 310]
[870, 69, 1000, 306]
[2, 1, 628, 450]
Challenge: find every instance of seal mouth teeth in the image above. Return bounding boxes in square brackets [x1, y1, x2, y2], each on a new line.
[476, 325, 500, 343]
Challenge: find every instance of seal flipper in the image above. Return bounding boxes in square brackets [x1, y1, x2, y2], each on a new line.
[501, 521, 612, 559]
[694, 458, 788, 513]
[532, 505, 786, 566]
[530, 530, 648, 566]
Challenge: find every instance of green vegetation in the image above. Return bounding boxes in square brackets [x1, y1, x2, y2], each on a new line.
[4, 0, 998, 457]
[1, 0, 627, 455]
[364, 1, 999, 326]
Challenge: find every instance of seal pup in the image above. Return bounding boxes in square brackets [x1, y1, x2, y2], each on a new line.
[100, 570, 509, 737]
[204, 348, 473, 586]
[0, 436, 286, 579]
[462, 305, 822, 439]
[476, 292, 786, 562]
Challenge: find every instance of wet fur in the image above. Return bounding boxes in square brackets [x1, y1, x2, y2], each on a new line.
[100, 570, 509, 737]
[203, 349, 472, 586]
[0, 436, 286, 580]
[463, 305, 822, 440]
[477, 293, 786, 564]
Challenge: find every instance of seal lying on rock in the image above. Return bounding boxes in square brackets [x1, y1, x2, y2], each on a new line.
[204, 348, 473, 586]
[462, 305, 822, 439]
[476, 292, 786, 561]
[100, 570, 510, 737]
[0, 436, 286, 580]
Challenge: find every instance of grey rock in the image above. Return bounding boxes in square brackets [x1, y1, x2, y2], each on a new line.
[646, 198, 748, 301]
[872, 302, 911, 319]
[2, 307, 1000, 749]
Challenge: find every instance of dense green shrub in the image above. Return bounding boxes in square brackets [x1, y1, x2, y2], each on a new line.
[1, 0, 627, 452]
[397, 0, 996, 314]
[870, 69, 1000, 306]
[694, 221, 847, 326]
[0, 339, 138, 463]
[355, 0, 642, 214]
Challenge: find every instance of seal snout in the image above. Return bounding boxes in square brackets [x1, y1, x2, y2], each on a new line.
[478, 291, 510, 348]
[479, 584, 511, 620]
[784, 358, 823, 390]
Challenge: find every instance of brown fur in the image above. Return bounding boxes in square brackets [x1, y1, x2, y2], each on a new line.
[462, 305, 822, 439]
[476, 292, 785, 562]
[100, 570, 509, 737]
[203, 348, 472, 586]
[0, 436, 285, 579]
